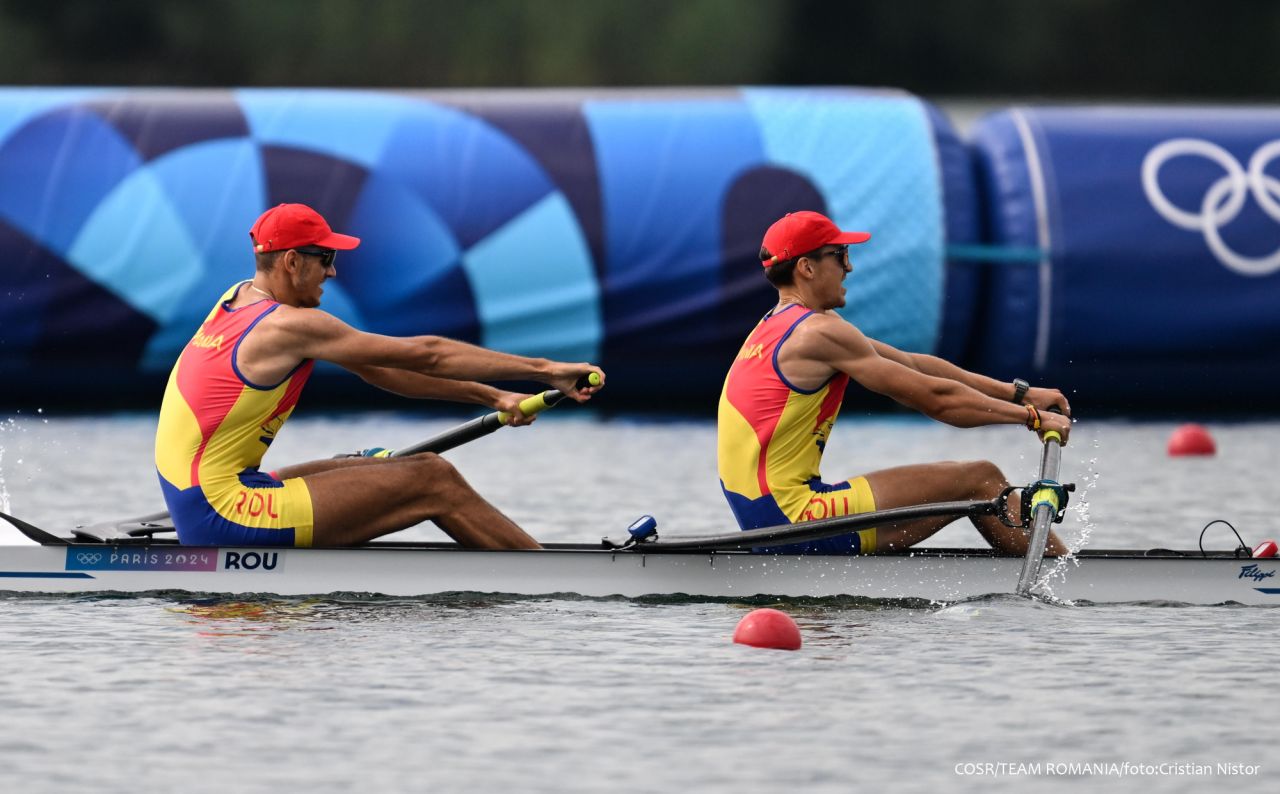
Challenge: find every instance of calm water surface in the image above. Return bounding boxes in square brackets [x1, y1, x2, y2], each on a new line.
[1, 412, 1276, 793]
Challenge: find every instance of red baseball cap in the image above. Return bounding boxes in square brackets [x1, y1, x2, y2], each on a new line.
[249, 203, 361, 253]
[760, 211, 870, 267]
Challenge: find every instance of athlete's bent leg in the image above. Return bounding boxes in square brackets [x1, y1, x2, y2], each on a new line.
[862, 461, 1067, 555]
[273, 457, 376, 480]
[303, 454, 541, 549]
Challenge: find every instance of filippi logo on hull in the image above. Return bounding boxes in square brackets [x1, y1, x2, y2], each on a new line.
[1238, 563, 1276, 583]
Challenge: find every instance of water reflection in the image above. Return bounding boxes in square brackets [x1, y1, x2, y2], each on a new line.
[165, 593, 535, 638]
[167, 597, 333, 638]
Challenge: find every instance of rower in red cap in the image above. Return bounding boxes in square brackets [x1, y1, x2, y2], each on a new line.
[717, 211, 1071, 555]
[155, 203, 603, 549]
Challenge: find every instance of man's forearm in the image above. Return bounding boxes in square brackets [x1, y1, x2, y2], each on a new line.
[910, 353, 1016, 401]
[361, 366, 503, 406]
[415, 336, 554, 383]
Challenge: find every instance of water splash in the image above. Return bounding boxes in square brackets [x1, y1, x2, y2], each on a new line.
[0, 412, 42, 515]
[0, 448, 8, 515]
[0, 416, 17, 514]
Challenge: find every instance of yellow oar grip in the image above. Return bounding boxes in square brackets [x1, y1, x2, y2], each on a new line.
[1042, 429, 1063, 444]
[1031, 486, 1061, 514]
[495, 372, 600, 424]
[498, 392, 553, 424]
[518, 392, 553, 415]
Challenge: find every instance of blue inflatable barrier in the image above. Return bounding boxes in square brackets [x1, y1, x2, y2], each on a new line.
[927, 102, 983, 366]
[0, 87, 964, 408]
[971, 106, 1280, 408]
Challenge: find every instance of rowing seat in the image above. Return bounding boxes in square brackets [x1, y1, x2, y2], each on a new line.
[71, 512, 178, 543]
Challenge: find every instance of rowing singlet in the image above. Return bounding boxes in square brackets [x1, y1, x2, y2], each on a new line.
[718, 305, 877, 553]
[154, 283, 316, 547]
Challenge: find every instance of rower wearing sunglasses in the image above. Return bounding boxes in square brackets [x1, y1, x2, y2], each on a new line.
[717, 211, 1071, 556]
[154, 203, 603, 550]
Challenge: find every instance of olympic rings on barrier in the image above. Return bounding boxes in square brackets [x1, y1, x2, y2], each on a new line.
[1142, 138, 1280, 276]
[76, 552, 102, 565]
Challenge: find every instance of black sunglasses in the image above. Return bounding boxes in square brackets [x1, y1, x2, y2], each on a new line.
[808, 245, 848, 265]
[293, 247, 337, 268]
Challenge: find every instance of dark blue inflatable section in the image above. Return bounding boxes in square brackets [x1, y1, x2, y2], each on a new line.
[0, 88, 960, 407]
[928, 102, 983, 366]
[970, 107, 1280, 407]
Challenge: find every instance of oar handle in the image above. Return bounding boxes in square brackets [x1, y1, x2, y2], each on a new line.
[496, 372, 601, 425]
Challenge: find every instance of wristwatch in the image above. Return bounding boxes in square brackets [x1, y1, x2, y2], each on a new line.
[1011, 378, 1030, 404]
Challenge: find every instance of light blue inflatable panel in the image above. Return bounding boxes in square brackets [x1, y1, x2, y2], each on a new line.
[0, 87, 960, 408]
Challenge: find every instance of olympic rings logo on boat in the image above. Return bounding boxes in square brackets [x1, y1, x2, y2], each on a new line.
[76, 552, 102, 565]
[1141, 138, 1280, 276]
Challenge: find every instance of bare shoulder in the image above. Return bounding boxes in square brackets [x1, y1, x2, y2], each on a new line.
[789, 310, 871, 352]
[257, 306, 419, 368]
[246, 306, 356, 362]
[772, 310, 876, 388]
[263, 305, 348, 337]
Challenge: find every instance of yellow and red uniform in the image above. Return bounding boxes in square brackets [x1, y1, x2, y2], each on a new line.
[717, 304, 877, 553]
[155, 283, 315, 546]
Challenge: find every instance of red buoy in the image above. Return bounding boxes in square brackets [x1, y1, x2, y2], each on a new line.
[733, 608, 802, 651]
[1167, 423, 1216, 456]
[1253, 540, 1278, 559]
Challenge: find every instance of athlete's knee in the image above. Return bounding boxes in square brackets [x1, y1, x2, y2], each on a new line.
[942, 459, 1006, 496]
[406, 452, 460, 480]
[407, 454, 474, 504]
[969, 459, 1005, 481]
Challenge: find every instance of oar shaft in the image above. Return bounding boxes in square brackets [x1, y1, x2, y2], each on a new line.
[1015, 432, 1064, 595]
[392, 390, 569, 458]
[356, 372, 601, 459]
[634, 499, 997, 552]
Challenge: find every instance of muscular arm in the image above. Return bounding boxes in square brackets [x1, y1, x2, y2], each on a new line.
[243, 307, 600, 399]
[346, 365, 541, 424]
[871, 338, 1071, 416]
[295, 311, 553, 380]
[348, 365, 508, 406]
[790, 316, 1042, 431]
[872, 340, 1015, 399]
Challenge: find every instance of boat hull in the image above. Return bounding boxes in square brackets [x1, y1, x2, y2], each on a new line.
[2, 543, 1278, 605]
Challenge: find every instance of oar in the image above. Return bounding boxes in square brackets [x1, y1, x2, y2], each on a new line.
[386, 372, 601, 458]
[0, 509, 69, 545]
[614, 499, 999, 552]
[1015, 419, 1067, 596]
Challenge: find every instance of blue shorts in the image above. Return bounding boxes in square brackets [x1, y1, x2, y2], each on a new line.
[159, 469, 315, 547]
[725, 476, 879, 555]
